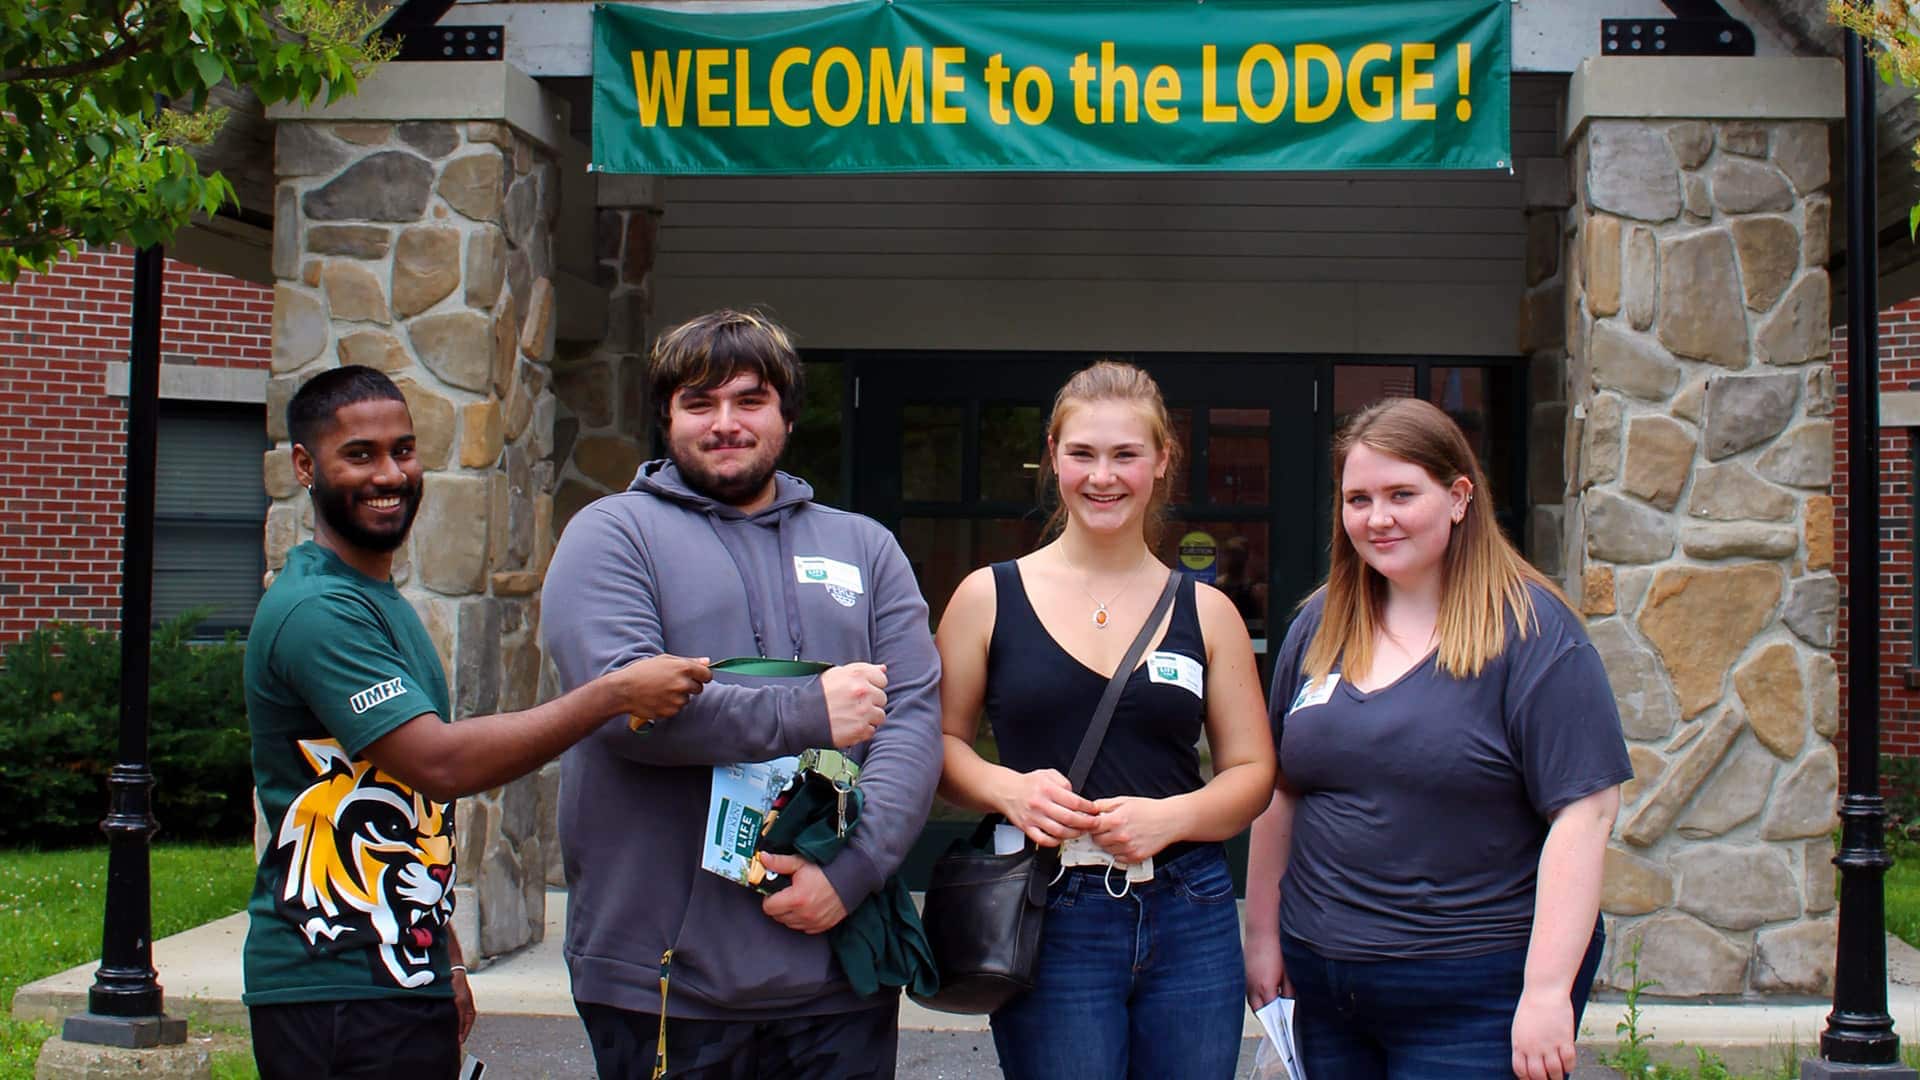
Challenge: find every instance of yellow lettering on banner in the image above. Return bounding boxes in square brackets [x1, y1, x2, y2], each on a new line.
[1014, 65, 1053, 125]
[1069, 52, 1096, 124]
[1348, 42, 1393, 122]
[1144, 64, 1180, 123]
[771, 47, 810, 126]
[696, 49, 729, 127]
[630, 49, 691, 128]
[1293, 44, 1341, 123]
[931, 47, 966, 123]
[1236, 42, 1285, 124]
[735, 48, 770, 127]
[814, 47, 862, 127]
[870, 47, 925, 125]
[985, 53, 1013, 125]
[1401, 43, 1436, 120]
[1200, 45, 1236, 123]
[1455, 42, 1473, 121]
[1100, 41, 1138, 124]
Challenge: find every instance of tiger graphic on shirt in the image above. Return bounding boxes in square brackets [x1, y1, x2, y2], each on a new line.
[265, 737, 456, 988]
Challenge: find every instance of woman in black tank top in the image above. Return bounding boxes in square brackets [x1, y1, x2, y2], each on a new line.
[934, 362, 1274, 1080]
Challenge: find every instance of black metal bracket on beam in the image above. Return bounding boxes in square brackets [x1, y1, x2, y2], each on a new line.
[375, 0, 502, 61]
[1601, 0, 1756, 57]
[393, 25, 503, 62]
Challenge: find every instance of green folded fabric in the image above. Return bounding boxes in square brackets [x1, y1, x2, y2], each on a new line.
[759, 773, 939, 999]
[630, 658, 831, 732]
[710, 657, 835, 677]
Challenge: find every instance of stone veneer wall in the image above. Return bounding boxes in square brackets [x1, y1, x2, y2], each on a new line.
[1520, 154, 1574, 576]
[265, 116, 563, 965]
[535, 200, 662, 885]
[1554, 116, 1840, 996]
[552, 205, 659, 530]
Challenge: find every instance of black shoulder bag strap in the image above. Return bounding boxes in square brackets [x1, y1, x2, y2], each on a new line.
[1027, 569, 1183, 906]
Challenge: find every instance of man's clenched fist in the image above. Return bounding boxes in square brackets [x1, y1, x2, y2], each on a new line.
[821, 662, 887, 748]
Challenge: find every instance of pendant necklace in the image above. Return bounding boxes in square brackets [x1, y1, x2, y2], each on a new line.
[1064, 548, 1150, 630]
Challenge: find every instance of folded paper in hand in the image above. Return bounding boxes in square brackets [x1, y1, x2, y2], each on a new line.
[1251, 997, 1307, 1080]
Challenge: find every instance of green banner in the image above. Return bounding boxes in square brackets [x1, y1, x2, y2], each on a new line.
[592, 0, 1509, 175]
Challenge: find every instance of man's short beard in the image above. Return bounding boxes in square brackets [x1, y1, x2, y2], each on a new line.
[310, 473, 422, 554]
[671, 450, 780, 506]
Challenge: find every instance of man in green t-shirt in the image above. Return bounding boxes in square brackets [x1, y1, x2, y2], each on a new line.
[244, 366, 711, 1080]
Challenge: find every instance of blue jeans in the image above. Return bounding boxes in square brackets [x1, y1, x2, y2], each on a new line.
[990, 845, 1245, 1080]
[1280, 926, 1606, 1080]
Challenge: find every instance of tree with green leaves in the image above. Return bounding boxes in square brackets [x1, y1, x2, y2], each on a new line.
[1831, 0, 1920, 234]
[0, 0, 396, 283]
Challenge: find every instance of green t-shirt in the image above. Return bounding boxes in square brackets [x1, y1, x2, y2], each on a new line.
[241, 541, 456, 1006]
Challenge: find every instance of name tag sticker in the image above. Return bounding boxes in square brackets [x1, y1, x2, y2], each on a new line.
[1145, 651, 1204, 699]
[1288, 674, 1341, 714]
[793, 556, 864, 602]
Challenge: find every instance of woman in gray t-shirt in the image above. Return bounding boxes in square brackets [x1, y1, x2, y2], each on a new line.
[1243, 399, 1631, 1080]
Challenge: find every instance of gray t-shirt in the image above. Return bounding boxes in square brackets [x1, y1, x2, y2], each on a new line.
[1269, 583, 1632, 960]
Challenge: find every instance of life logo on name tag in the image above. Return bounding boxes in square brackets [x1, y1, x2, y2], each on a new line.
[1288, 673, 1342, 714]
[793, 556, 864, 607]
[1145, 651, 1204, 699]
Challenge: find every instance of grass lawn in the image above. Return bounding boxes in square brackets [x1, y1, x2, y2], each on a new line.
[0, 844, 255, 1080]
[1888, 841, 1920, 951]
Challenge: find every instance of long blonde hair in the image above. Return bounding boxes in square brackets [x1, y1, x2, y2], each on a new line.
[1304, 398, 1570, 683]
[1036, 361, 1181, 547]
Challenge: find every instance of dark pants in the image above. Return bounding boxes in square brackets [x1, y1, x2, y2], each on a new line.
[575, 997, 899, 1080]
[1281, 927, 1607, 1080]
[249, 998, 459, 1080]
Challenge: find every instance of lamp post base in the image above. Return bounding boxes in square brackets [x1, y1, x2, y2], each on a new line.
[33, 1034, 207, 1080]
[1802, 1060, 1920, 1079]
[60, 1012, 186, 1050]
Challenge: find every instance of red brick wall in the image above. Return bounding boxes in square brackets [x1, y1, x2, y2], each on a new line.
[1833, 298, 1920, 768]
[0, 246, 271, 643]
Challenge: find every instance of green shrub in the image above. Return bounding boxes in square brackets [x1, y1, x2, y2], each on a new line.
[1885, 754, 1920, 845]
[0, 613, 251, 847]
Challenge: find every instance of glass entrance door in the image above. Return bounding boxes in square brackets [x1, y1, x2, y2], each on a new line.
[848, 354, 1318, 891]
[851, 356, 1319, 649]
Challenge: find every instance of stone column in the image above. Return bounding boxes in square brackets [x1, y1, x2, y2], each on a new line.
[1519, 152, 1574, 576]
[538, 177, 663, 886]
[1556, 57, 1843, 998]
[263, 62, 568, 965]
[553, 178, 662, 534]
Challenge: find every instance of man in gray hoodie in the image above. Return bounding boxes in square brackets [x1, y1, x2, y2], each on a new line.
[541, 309, 943, 1078]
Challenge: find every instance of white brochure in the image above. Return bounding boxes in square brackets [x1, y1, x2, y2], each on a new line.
[1252, 996, 1308, 1080]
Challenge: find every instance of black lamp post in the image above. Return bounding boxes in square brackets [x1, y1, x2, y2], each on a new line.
[1803, 26, 1917, 1080]
[59, 244, 186, 1050]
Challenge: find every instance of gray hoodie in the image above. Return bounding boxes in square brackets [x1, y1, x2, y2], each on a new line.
[540, 460, 942, 1020]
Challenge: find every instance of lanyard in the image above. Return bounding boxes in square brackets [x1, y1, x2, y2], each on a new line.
[705, 514, 808, 661]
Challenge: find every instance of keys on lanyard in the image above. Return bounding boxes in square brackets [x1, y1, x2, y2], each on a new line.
[793, 747, 861, 840]
[834, 778, 852, 839]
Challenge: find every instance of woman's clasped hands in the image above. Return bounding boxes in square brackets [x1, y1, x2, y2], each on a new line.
[1000, 768, 1182, 864]
[1000, 767, 1098, 846]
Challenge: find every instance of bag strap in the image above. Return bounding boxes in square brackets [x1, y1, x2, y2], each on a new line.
[1028, 569, 1182, 905]
[1067, 569, 1182, 790]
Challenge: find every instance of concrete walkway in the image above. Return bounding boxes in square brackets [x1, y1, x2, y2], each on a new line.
[15, 891, 1920, 1076]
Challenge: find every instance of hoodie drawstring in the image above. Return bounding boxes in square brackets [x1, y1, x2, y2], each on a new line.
[705, 512, 806, 661]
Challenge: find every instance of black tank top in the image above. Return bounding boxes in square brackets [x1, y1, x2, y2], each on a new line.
[985, 560, 1211, 818]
